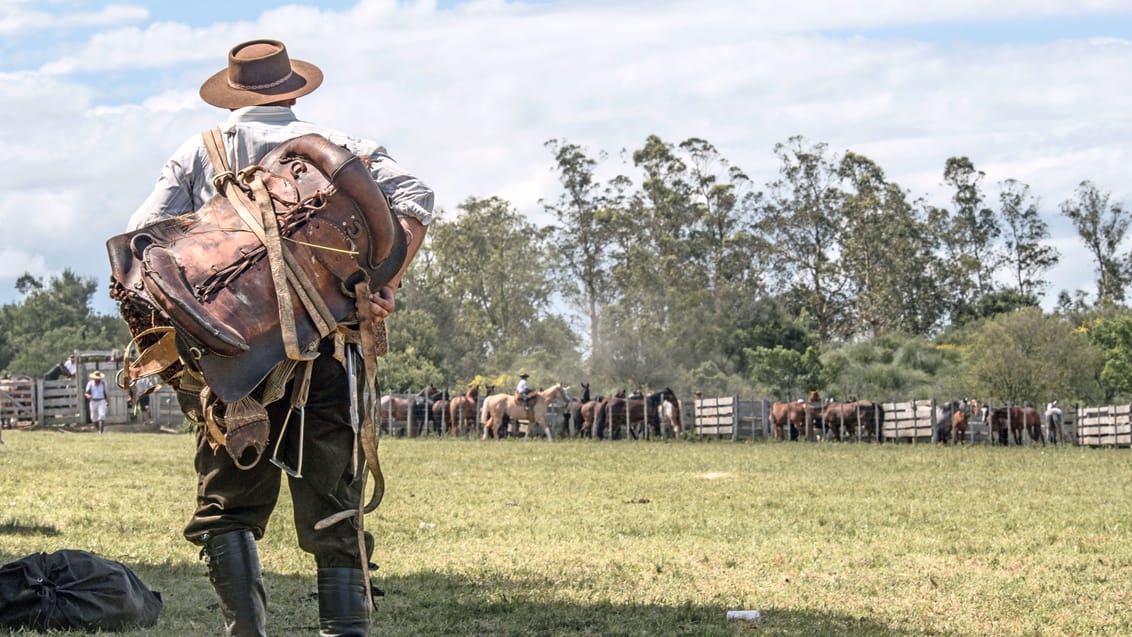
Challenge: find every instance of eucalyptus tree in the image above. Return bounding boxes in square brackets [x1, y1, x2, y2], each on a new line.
[543, 139, 620, 359]
[589, 135, 700, 386]
[414, 196, 568, 375]
[838, 152, 947, 337]
[761, 136, 850, 344]
[938, 156, 1002, 324]
[673, 137, 770, 375]
[1060, 180, 1131, 305]
[998, 179, 1059, 299]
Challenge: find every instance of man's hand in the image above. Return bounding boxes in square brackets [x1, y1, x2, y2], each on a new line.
[369, 285, 396, 321]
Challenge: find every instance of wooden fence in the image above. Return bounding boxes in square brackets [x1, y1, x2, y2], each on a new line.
[1076, 404, 1132, 447]
[1, 372, 182, 430]
[690, 396, 1089, 446]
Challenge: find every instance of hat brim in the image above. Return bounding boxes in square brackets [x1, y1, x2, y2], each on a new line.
[199, 58, 323, 109]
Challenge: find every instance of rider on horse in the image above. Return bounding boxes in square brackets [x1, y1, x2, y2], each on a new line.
[516, 371, 532, 414]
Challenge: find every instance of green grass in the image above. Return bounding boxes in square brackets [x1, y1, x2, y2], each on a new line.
[1, 431, 1130, 636]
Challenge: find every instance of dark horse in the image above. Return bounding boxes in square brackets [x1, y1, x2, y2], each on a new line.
[560, 382, 590, 438]
[43, 361, 74, 381]
[593, 388, 679, 440]
[380, 384, 444, 435]
[986, 405, 1028, 445]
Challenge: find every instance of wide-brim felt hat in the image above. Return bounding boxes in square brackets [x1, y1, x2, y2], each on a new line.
[89, 370, 105, 380]
[200, 39, 323, 109]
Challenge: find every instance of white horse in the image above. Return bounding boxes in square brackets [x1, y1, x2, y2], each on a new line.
[659, 396, 683, 437]
[1045, 401, 1064, 444]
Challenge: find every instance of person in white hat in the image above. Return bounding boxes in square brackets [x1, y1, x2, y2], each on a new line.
[516, 371, 531, 409]
[127, 38, 434, 637]
[83, 371, 107, 434]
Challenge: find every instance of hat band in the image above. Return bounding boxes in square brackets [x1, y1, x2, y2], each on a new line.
[228, 70, 293, 91]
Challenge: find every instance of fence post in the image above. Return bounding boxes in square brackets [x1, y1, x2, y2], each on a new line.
[35, 378, 45, 426]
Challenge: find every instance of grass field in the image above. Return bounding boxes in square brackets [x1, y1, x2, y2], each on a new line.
[2, 429, 1130, 636]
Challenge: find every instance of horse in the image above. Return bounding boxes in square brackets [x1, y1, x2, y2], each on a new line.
[823, 399, 885, 442]
[593, 388, 675, 440]
[951, 402, 970, 444]
[1045, 401, 1064, 444]
[480, 383, 569, 440]
[429, 388, 451, 434]
[579, 397, 603, 438]
[43, 361, 74, 381]
[1022, 406, 1043, 444]
[561, 382, 590, 438]
[769, 391, 822, 441]
[986, 406, 1023, 445]
[447, 385, 480, 436]
[380, 384, 444, 435]
[658, 389, 683, 437]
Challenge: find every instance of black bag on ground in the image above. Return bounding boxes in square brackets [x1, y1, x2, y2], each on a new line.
[0, 549, 162, 631]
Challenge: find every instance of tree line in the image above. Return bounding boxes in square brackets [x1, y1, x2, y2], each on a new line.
[4, 133, 1132, 408]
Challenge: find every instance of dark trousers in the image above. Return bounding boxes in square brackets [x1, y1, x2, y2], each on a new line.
[184, 349, 368, 568]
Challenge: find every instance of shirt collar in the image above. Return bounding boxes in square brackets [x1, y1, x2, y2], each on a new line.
[221, 105, 298, 130]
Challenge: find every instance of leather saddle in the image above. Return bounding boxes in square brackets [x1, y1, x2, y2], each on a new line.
[107, 133, 406, 403]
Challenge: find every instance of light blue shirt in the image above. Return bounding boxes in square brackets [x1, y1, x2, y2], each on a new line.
[85, 380, 107, 401]
[128, 106, 434, 231]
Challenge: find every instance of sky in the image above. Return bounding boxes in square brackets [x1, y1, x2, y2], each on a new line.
[3, 0, 1132, 318]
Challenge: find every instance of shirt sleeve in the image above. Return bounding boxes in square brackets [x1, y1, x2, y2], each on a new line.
[367, 150, 435, 226]
[126, 137, 205, 231]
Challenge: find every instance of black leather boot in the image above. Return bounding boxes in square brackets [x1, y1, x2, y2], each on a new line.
[202, 530, 267, 637]
[317, 568, 371, 636]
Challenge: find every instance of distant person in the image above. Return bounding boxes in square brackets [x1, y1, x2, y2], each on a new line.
[45, 355, 77, 380]
[516, 371, 531, 409]
[84, 370, 107, 434]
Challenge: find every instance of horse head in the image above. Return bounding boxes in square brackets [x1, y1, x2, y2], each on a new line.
[541, 383, 569, 404]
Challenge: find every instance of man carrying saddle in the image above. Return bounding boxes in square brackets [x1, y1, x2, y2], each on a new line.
[121, 39, 432, 636]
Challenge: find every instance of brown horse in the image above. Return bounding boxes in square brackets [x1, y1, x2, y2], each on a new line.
[447, 384, 480, 436]
[1022, 406, 1043, 444]
[987, 406, 1025, 445]
[769, 391, 822, 441]
[951, 405, 969, 444]
[480, 383, 569, 440]
[822, 399, 885, 441]
[579, 398, 603, 438]
[430, 389, 451, 434]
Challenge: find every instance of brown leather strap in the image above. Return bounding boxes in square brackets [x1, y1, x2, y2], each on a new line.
[202, 129, 337, 354]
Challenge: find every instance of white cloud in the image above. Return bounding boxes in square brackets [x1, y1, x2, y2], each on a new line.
[5, 0, 1132, 314]
[0, 248, 49, 281]
[0, 2, 148, 35]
